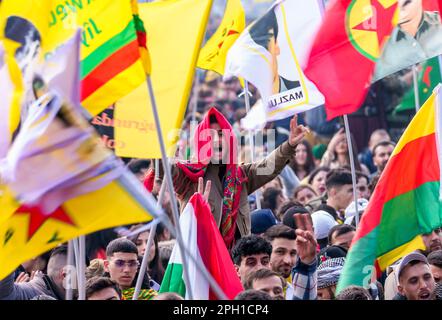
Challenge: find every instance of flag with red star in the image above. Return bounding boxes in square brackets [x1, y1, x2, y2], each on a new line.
[0, 83, 157, 281]
[197, 0, 245, 75]
[304, 0, 399, 120]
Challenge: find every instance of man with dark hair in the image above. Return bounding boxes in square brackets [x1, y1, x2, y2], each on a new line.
[0, 245, 69, 300]
[104, 238, 157, 300]
[371, 141, 395, 179]
[356, 171, 370, 200]
[86, 277, 121, 300]
[359, 129, 391, 174]
[263, 225, 296, 280]
[428, 250, 442, 283]
[327, 224, 356, 251]
[234, 289, 273, 300]
[127, 159, 151, 182]
[281, 205, 310, 230]
[277, 200, 302, 221]
[153, 292, 184, 300]
[311, 169, 353, 248]
[243, 268, 285, 300]
[336, 285, 372, 300]
[248, 8, 300, 95]
[422, 228, 442, 255]
[231, 235, 272, 281]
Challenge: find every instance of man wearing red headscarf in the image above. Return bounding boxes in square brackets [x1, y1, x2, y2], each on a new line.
[145, 107, 308, 249]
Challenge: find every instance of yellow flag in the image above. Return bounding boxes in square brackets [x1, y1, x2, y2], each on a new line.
[0, 0, 146, 116]
[0, 42, 23, 158]
[114, 0, 213, 159]
[0, 181, 154, 280]
[197, 0, 245, 75]
[0, 93, 155, 280]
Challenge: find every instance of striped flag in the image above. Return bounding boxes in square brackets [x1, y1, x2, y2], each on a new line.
[160, 193, 243, 300]
[131, 0, 151, 75]
[0, 0, 146, 116]
[0, 33, 157, 280]
[337, 84, 442, 293]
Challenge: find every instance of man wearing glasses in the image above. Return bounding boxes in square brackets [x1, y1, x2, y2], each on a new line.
[104, 238, 157, 300]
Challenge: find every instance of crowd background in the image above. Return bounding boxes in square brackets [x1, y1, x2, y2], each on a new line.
[1, 0, 441, 302]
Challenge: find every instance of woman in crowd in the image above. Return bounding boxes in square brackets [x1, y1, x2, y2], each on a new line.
[288, 140, 316, 180]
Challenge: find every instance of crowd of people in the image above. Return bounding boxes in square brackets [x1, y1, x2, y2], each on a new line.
[1, 76, 441, 300]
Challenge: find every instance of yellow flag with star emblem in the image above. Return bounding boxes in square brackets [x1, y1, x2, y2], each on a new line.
[0, 92, 157, 281]
[197, 0, 245, 75]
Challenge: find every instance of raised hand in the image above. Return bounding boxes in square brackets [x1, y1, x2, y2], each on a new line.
[289, 114, 310, 147]
[327, 127, 346, 153]
[294, 214, 317, 265]
[197, 177, 212, 202]
[15, 272, 30, 283]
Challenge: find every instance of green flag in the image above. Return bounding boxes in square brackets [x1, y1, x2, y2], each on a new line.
[395, 57, 442, 113]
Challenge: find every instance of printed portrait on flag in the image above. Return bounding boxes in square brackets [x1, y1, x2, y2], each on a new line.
[3, 16, 41, 66]
[373, 0, 442, 81]
[225, 0, 324, 128]
[248, 9, 301, 96]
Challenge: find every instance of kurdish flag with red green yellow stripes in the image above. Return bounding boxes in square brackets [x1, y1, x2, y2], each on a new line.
[80, 1, 147, 115]
[337, 84, 442, 293]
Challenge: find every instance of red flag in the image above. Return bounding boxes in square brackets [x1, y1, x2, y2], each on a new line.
[304, 0, 398, 120]
[423, 0, 442, 11]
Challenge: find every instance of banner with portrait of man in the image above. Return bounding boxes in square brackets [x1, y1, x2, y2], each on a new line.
[373, 0, 442, 82]
[224, 0, 325, 129]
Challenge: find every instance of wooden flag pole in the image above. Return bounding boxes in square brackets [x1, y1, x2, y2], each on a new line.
[343, 115, 359, 226]
[413, 64, 420, 113]
[243, 80, 262, 209]
[146, 75, 194, 299]
[132, 182, 166, 300]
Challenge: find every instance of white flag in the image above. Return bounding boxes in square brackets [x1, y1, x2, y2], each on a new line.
[224, 0, 325, 129]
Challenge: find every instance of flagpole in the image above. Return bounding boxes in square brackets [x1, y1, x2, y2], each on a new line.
[159, 214, 229, 300]
[65, 240, 75, 300]
[343, 115, 359, 226]
[77, 235, 86, 300]
[117, 166, 228, 300]
[191, 72, 200, 123]
[145, 75, 194, 299]
[132, 182, 166, 300]
[72, 238, 81, 280]
[155, 159, 159, 180]
[413, 64, 420, 113]
[243, 80, 262, 209]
